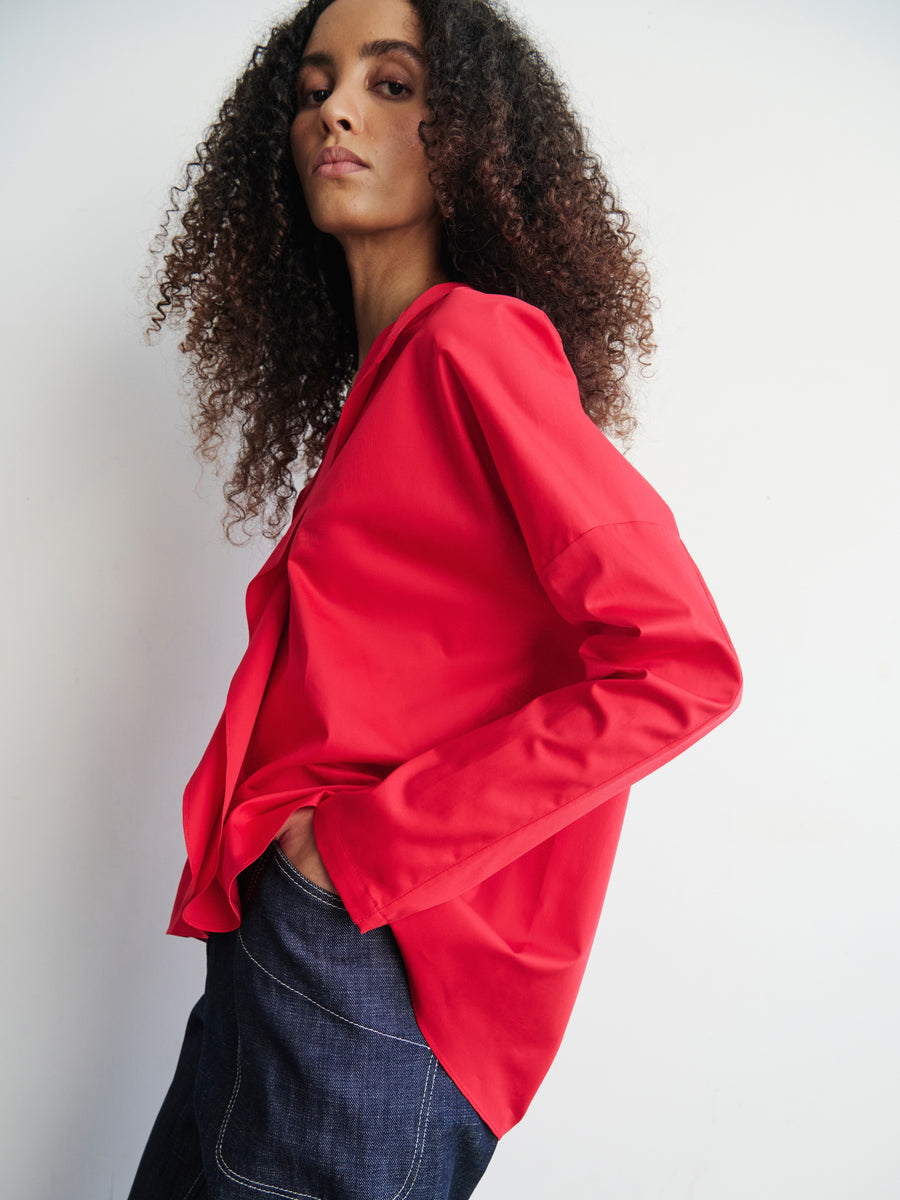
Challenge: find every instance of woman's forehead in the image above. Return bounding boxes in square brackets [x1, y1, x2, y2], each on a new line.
[305, 0, 423, 54]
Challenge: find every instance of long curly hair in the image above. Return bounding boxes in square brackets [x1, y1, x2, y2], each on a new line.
[145, 0, 656, 539]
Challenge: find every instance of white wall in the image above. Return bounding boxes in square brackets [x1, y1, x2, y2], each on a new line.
[1, 0, 897, 1196]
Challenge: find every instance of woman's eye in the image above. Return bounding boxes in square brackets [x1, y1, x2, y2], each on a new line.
[297, 78, 410, 107]
[377, 79, 410, 98]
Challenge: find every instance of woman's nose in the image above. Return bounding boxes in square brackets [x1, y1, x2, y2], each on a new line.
[318, 85, 360, 134]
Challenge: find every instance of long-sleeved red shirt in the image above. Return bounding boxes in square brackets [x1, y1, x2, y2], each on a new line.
[168, 281, 742, 1136]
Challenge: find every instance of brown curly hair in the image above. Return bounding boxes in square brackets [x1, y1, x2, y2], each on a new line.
[145, 0, 656, 539]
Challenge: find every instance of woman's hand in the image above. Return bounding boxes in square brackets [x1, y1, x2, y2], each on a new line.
[275, 806, 339, 894]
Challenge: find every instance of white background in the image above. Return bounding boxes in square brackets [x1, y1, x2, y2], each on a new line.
[2, 0, 898, 1196]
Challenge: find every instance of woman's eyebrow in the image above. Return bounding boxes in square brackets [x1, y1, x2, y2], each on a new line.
[360, 39, 426, 66]
[298, 39, 426, 72]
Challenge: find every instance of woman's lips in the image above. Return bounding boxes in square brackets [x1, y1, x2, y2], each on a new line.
[312, 146, 369, 177]
[314, 159, 369, 177]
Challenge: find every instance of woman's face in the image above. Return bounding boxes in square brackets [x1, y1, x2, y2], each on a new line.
[291, 0, 439, 246]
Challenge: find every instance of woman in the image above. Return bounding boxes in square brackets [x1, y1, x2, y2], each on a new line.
[129, 0, 742, 1195]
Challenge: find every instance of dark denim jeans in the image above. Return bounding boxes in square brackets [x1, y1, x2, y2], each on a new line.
[128, 843, 497, 1199]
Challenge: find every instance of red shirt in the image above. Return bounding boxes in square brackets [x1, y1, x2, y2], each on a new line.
[168, 282, 742, 1136]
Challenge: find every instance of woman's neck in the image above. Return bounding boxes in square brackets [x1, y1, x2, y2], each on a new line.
[339, 226, 449, 369]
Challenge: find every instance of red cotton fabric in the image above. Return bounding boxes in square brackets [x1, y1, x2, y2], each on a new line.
[167, 282, 742, 1137]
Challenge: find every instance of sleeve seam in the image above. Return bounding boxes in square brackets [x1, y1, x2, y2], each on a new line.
[538, 520, 676, 577]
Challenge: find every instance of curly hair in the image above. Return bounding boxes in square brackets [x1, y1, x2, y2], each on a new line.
[145, 0, 656, 539]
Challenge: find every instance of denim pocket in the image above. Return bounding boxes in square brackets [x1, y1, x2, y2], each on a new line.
[215, 843, 442, 1199]
[273, 840, 347, 908]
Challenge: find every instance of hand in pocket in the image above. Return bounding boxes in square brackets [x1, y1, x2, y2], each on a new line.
[275, 806, 339, 894]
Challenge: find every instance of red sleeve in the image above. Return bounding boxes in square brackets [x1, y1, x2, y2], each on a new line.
[313, 292, 742, 932]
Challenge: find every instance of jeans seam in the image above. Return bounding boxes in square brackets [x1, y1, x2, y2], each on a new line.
[215, 1037, 437, 1200]
[178, 1169, 205, 1200]
[215, 1035, 324, 1200]
[391, 1055, 438, 1200]
[236, 927, 430, 1049]
[272, 843, 346, 909]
